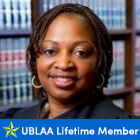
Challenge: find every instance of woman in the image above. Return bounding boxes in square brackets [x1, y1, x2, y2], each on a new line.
[0, 3, 138, 119]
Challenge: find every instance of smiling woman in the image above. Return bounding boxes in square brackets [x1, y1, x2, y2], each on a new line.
[0, 3, 139, 119]
[36, 13, 98, 107]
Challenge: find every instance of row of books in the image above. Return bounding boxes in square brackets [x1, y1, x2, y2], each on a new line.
[112, 92, 140, 116]
[0, 37, 139, 106]
[0, 36, 139, 105]
[1, 0, 140, 31]
[107, 36, 140, 90]
[0, 0, 31, 30]
[42, 0, 126, 29]
[0, 38, 33, 106]
[135, 0, 140, 30]
[106, 36, 140, 90]
[134, 92, 140, 116]
[107, 40, 125, 90]
[135, 36, 140, 87]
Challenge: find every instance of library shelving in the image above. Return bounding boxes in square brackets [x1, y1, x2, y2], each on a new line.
[135, 0, 140, 104]
[0, 0, 33, 108]
[0, 0, 140, 114]
[0, 30, 31, 37]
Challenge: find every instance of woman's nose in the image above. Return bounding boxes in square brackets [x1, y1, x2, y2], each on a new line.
[54, 53, 74, 70]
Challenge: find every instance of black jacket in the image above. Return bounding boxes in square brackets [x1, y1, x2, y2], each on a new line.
[0, 91, 139, 119]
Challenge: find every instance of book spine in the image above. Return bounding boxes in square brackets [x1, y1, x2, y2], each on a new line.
[119, 0, 126, 29]
[108, 41, 117, 89]
[25, 0, 31, 29]
[116, 41, 125, 88]
[18, 0, 26, 29]
[48, 0, 55, 10]
[3, 0, 12, 29]
[0, 38, 9, 105]
[0, 0, 4, 29]
[42, 0, 50, 12]
[11, 0, 19, 29]
[6, 38, 15, 105]
[135, 36, 140, 87]
[134, 92, 140, 116]
[27, 73, 33, 101]
[135, 0, 140, 30]
[108, 40, 125, 89]
[19, 38, 28, 102]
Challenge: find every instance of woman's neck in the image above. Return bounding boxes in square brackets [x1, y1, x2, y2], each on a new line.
[48, 99, 75, 119]
[47, 91, 96, 119]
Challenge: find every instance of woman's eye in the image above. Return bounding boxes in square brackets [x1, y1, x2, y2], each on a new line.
[74, 50, 88, 58]
[44, 49, 56, 57]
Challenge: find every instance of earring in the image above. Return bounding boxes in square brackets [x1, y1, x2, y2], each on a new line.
[32, 76, 43, 89]
[96, 74, 105, 89]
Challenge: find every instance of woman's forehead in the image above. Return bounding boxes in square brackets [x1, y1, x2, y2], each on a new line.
[39, 12, 97, 47]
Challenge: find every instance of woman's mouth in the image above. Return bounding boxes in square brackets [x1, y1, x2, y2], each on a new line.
[49, 76, 77, 89]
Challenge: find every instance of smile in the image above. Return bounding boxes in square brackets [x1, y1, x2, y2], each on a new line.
[49, 76, 77, 89]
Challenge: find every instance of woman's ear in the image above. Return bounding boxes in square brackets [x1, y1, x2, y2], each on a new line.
[96, 74, 105, 89]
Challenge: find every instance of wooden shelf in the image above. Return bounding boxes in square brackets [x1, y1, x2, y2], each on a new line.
[135, 87, 140, 92]
[109, 29, 133, 40]
[136, 30, 140, 35]
[0, 29, 31, 37]
[104, 87, 133, 97]
[109, 29, 133, 36]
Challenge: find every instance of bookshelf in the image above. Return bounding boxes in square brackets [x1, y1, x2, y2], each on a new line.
[135, 0, 140, 115]
[0, 0, 140, 115]
[0, 30, 31, 37]
[0, 0, 33, 107]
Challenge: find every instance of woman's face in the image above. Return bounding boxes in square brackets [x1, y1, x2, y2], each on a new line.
[37, 14, 98, 103]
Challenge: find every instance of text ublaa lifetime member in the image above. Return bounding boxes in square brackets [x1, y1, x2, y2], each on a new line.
[21, 127, 139, 136]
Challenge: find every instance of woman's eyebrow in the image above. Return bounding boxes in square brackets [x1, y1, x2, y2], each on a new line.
[42, 40, 96, 48]
[73, 41, 92, 45]
[73, 41, 96, 48]
[42, 40, 59, 45]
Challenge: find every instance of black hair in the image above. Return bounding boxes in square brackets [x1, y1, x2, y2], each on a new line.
[26, 3, 113, 92]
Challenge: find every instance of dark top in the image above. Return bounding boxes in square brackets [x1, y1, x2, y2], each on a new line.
[0, 91, 139, 119]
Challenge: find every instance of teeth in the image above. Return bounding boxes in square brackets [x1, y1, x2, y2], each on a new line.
[55, 77, 72, 82]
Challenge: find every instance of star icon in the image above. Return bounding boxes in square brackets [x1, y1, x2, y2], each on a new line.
[3, 121, 20, 138]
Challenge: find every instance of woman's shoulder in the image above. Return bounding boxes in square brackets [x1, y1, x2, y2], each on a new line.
[0, 99, 45, 119]
[55, 92, 140, 119]
[109, 104, 140, 119]
[0, 104, 40, 119]
[0, 108, 22, 119]
[93, 93, 140, 119]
